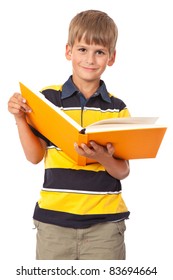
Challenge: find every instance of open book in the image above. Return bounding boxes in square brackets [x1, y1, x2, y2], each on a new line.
[19, 82, 167, 165]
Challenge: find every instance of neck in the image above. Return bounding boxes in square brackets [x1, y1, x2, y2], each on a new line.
[72, 76, 100, 99]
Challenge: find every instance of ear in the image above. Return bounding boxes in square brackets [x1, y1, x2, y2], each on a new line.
[65, 44, 72, 61]
[107, 50, 116, 66]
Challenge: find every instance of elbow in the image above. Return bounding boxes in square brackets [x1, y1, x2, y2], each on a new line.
[119, 167, 130, 180]
[30, 159, 42, 165]
[24, 146, 46, 164]
[117, 160, 130, 180]
[25, 153, 44, 164]
[26, 157, 42, 164]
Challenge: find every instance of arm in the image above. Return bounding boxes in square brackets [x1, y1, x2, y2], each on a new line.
[74, 141, 130, 180]
[8, 93, 47, 164]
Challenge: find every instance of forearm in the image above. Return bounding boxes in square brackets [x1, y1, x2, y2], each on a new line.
[99, 155, 130, 180]
[15, 116, 46, 164]
[74, 141, 130, 180]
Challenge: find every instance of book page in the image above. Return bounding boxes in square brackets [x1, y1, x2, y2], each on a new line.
[86, 117, 159, 127]
[85, 122, 166, 133]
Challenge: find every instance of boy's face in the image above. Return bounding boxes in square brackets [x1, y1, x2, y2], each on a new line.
[65, 38, 115, 83]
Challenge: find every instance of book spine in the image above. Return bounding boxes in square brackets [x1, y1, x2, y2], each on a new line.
[80, 128, 86, 134]
[77, 133, 88, 165]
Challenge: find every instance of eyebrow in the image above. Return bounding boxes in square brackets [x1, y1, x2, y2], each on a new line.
[75, 43, 108, 51]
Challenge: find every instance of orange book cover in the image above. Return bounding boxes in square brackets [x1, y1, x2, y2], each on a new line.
[19, 82, 167, 166]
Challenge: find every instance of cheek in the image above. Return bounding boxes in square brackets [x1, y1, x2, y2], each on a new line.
[71, 60, 80, 69]
[99, 60, 109, 70]
[97, 56, 109, 66]
[71, 54, 81, 65]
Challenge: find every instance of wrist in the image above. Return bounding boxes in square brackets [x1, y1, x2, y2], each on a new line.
[15, 116, 27, 125]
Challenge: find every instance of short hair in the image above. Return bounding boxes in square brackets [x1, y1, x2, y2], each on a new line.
[67, 10, 118, 55]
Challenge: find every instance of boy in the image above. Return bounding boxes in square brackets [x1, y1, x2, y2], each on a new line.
[8, 10, 130, 260]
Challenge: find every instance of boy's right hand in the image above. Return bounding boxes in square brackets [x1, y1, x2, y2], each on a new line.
[8, 93, 32, 119]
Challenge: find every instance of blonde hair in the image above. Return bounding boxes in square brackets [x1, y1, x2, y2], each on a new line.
[67, 10, 118, 55]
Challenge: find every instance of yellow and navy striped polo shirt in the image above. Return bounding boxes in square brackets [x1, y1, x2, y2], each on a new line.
[32, 76, 131, 228]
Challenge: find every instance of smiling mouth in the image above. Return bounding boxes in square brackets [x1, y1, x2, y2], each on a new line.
[82, 66, 97, 71]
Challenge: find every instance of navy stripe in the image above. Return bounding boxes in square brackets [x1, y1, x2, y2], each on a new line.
[43, 168, 121, 192]
[42, 89, 127, 111]
[33, 203, 130, 229]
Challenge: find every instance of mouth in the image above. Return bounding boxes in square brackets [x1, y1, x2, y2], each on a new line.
[82, 66, 97, 71]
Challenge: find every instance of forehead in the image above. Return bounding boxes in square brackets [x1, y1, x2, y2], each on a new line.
[74, 38, 109, 50]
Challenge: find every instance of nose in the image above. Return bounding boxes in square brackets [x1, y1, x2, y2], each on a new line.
[86, 52, 95, 65]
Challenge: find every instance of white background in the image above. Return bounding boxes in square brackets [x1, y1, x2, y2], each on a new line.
[1, 0, 172, 278]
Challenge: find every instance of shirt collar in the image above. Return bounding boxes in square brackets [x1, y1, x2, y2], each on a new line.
[61, 76, 111, 103]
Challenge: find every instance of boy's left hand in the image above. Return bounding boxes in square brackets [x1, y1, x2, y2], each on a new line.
[74, 141, 115, 161]
[74, 141, 130, 180]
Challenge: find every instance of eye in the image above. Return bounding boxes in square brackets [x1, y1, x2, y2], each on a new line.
[96, 50, 106, 55]
[78, 48, 87, 53]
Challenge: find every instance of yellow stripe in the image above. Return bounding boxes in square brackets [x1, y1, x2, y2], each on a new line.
[38, 191, 128, 215]
[40, 84, 62, 92]
[64, 108, 130, 127]
[118, 108, 130, 118]
[44, 148, 105, 171]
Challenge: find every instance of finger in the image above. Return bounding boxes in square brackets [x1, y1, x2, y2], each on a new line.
[14, 92, 26, 103]
[107, 143, 115, 156]
[14, 93, 28, 109]
[9, 93, 25, 108]
[89, 141, 99, 151]
[11, 93, 31, 112]
[8, 97, 31, 114]
[8, 99, 24, 112]
[81, 143, 95, 155]
[74, 142, 86, 156]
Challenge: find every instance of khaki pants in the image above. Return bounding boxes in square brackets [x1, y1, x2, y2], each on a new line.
[33, 220, 126, 260]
